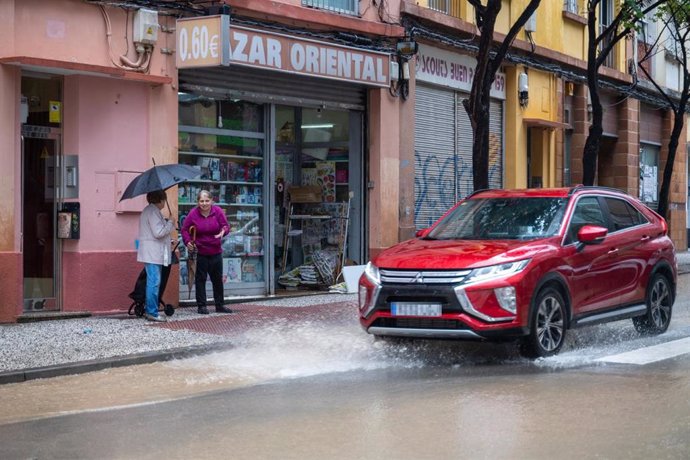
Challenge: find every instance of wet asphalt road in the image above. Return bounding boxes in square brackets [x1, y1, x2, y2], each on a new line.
[1, 276, 690, 459]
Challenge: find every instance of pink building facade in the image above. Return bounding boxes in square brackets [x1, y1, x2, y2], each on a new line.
[0, 0, 408, 322]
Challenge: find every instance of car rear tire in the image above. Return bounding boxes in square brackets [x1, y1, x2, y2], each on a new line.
[632, 273, 673, 335]
[520, 287, 567, 358]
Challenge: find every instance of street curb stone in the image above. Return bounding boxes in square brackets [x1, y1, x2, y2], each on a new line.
[0, 342, 234, 385]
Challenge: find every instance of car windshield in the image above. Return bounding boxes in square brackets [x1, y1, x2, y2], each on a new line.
[426, 197, 568, 240]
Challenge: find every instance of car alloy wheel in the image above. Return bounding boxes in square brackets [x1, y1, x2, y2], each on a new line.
[633, 273, 673, 334]
[520, 287, 566, 358]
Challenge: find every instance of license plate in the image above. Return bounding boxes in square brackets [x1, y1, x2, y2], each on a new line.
[391, 302, 442, 317]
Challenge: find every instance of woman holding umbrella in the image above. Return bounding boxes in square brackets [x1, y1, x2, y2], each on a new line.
[181, 190, 233, 315]
[137, 190, 175, 322]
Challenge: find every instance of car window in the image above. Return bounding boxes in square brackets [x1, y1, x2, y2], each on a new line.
[565, 196, 607, 244]
[427, 197, 567, 240]
[604, 197, 648, 231]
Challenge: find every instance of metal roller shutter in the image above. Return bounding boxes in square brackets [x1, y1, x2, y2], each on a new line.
[179, 66, 366, 110]
[456, 93, 473, 198]
[415, 85, 456, 228]
[456, 97, 503, 194]
[415, 86, 504, 230]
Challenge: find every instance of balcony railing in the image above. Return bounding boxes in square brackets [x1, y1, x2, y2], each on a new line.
[302, 0, 358, 16]
[427, 0, 462, 19]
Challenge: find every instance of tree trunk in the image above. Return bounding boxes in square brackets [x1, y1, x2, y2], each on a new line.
[657, 101, 687, 219]
[471, 99, 491, 191]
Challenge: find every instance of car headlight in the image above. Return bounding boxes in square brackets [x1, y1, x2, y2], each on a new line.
[465, 259, 530, 284]
[364, 261, 381, 285]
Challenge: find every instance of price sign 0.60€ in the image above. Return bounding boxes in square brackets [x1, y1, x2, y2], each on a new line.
[176, 15, 229, 69]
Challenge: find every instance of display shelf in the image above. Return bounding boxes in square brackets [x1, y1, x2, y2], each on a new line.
[179, 202, 263, 207]
[179, 151, 263, 161]
[183, 179, 262, 186]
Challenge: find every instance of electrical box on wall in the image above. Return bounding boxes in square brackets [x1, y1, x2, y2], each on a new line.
[133, 8, 159, 45]
[525, 12, 537, 32]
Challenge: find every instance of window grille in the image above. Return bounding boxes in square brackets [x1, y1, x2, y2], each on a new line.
[429, 0, 450, 14]
[302, 0, 357, 15]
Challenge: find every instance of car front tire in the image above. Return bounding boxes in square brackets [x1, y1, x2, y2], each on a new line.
[633, 273, 673, 335]
[520, 286, 567, 358]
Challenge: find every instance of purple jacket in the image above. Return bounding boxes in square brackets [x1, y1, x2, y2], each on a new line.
[181, 205, 229, 256]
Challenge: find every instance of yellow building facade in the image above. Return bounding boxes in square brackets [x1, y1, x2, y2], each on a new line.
[404, 0, 687, 249]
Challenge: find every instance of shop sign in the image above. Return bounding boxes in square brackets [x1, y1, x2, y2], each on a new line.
[176, 15, 230, 68]
[416, 44, 506, 100]
[228, 26, 390, 87]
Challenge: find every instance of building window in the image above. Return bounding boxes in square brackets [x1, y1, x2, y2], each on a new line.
[640, 143, 660, 205]
[599, 0, 616, 68]
[564, 129, 572, 186]
[302, 0, 357, 15]
[563, 0, 578, 14]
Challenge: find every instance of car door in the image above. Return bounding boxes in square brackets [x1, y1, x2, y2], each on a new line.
[600, 196, 651, 305]
[561, 195, 621, 315]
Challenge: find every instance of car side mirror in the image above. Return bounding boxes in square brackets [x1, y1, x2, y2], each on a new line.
[415, 228, 430, 238]
[577, 224, 607, 245]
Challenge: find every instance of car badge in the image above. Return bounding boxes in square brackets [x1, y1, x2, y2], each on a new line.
[411, 272, 424, 283]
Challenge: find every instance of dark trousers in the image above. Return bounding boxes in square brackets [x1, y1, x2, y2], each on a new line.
[195, 253, 224, 308]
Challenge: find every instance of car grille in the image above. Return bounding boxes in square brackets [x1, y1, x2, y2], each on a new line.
[373, 317, 467, 330]
[379, 269, 470, 284]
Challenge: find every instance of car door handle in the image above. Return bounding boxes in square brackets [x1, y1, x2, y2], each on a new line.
[640, 235, 650, 242]
[608, 248, 619, 256]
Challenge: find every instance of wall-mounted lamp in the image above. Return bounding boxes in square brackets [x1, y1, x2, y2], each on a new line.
[390, 36, 418, 101]
[518, 72, 529, 107]
[396, 38, 418, 59]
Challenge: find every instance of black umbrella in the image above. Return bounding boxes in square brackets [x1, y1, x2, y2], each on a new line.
[119, 163, 200, 201]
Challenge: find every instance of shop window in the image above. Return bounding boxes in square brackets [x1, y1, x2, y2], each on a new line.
[639, 143, 659, 205]
[178, 93, 266, 297]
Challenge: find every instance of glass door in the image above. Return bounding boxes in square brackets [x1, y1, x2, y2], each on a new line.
[274, 105, 357, 292]
[22, 129, 61, 311]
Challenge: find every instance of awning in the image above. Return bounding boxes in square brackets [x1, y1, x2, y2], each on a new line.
[523, 118, 569, 130]
[0, 56, 172, 85]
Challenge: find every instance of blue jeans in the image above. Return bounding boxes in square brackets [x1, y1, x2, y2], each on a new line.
[145, 263, 162, 317]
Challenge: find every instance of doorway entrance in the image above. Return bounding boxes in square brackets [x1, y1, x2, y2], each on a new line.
[22, 129, 61, 311]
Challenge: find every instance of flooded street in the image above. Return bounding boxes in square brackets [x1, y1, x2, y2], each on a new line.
[1, 277, 690, 457]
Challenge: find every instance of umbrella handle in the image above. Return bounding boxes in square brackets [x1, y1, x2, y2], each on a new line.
[190, 226, 196, 243]
[165, 200, 179, 229]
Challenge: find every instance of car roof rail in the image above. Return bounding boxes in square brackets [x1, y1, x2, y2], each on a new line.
[568, 185, 625, 196]
[465, 188, 496, 199]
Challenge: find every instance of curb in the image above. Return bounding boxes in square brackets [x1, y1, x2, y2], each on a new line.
[0, 342, 235, 386]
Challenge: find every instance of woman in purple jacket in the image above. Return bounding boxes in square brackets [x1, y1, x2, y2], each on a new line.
[181, 190, 233, 314]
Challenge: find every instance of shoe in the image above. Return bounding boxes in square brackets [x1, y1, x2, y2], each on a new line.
[197, 306, 210, 315]
[215, 305, 233, 313]
[145, 313, 167, 322]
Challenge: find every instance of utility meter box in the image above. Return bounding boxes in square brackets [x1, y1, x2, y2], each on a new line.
[133, 8, 159, 45]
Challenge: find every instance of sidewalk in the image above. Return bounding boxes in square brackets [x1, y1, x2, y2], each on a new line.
[0, 293, 358, 385]
[2, 250, 689, 386]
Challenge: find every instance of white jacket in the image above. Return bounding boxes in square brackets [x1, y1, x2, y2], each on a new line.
[137, 203, 174, 266]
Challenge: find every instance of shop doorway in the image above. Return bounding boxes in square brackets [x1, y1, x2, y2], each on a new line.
[22, 130, 62, 311]
[273, 105, 363, 292]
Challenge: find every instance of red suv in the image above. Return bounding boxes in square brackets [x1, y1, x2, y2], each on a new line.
[358, 187, 676, 357]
